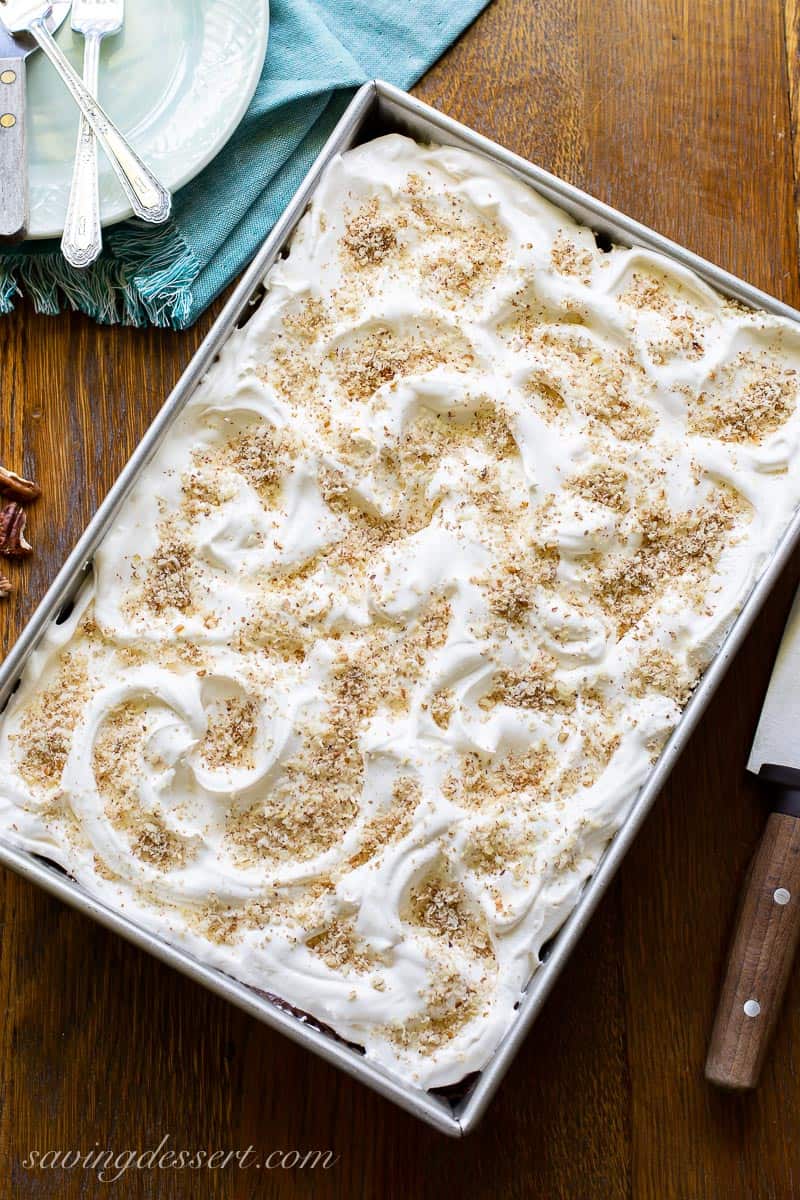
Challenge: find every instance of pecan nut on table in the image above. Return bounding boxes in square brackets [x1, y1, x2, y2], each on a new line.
[0, 465, 40, 594]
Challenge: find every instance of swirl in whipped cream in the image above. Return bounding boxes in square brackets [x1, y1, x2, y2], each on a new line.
[2, 135, 800, 1089]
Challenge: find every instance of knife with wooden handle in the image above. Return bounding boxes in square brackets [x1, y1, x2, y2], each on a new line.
[706, 585, 800, 1090]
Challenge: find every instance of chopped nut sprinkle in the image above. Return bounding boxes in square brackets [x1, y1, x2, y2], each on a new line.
[4, 134, 799, 1088]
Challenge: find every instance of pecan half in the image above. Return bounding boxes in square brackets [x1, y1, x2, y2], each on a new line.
[0, 573, 11, 598]
[0, 464, 40, 503]
[0, 501, 32, 557]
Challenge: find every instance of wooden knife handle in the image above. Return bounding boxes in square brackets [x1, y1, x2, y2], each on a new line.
[706, 810, 800, 1090]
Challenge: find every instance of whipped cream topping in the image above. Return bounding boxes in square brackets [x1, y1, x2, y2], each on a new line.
[2, 134, 800, 1089]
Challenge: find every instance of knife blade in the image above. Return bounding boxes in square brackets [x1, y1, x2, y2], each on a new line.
[0, 2, 71, 239]
[748, 584, 800, 777]
[706, 579, 800, 1092]
[0, 17, 26, 54]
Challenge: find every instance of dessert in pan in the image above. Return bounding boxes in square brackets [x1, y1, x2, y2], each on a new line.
[1, 134, 800, 1090]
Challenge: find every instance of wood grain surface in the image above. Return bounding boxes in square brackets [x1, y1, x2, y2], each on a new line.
[2, 0, 800, 1195]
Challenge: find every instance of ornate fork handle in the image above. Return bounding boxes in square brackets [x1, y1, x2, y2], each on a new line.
[31, 17, 171, 225]
[61, 31, 101, 267]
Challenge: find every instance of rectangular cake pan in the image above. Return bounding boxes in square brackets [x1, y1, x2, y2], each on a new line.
[2, 81, 800, 1137]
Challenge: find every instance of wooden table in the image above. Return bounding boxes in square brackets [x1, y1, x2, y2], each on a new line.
[2, 0, 800, 1194]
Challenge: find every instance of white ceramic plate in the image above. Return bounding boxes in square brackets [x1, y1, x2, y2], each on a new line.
[26, 0, 270, 239]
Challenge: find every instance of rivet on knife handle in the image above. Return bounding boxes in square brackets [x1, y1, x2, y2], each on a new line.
[0, 54, 26, 239]
[61, 31, 101, 267]
[30, 17, 171, 224]
[705, 803, 800, 1090]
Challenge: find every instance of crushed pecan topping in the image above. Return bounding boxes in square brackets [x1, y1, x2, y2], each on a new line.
[0, 465, 40, 503]
[0, 501, 32, 557]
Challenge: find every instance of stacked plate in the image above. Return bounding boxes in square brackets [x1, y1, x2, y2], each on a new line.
[24, 0, 269, 240]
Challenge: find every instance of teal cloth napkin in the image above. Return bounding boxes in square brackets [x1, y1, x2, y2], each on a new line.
[0, 0, 490, 328]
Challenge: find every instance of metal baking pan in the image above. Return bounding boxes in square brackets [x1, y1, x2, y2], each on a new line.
[2, 80, 800, 1138]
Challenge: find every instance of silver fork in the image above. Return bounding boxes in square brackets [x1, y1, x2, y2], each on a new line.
[0, 0, 170, 231]
[61, 0, 124, 268]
